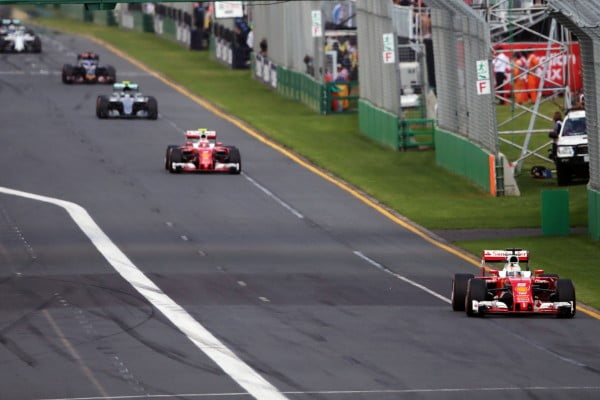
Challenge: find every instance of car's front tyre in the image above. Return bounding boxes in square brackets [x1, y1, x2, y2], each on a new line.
[465, 278, 487, 317]
[452, 273, 474, 311]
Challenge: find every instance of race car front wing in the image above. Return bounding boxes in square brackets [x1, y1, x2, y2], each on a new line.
[470, 300, 574, 315]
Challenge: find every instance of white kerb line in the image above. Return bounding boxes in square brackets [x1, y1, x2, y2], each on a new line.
[353, 251, 451, 304]
[0, 186, 289, 400]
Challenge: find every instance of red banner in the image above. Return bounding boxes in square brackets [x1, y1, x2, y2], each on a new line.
[494, 42, 582, 91]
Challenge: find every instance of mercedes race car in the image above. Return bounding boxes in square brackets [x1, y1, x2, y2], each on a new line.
[452, 248, 575, 318]
[62, 52, 116, 84]
[0, 19, 41, 53]
[96, 81, 158, 119]
[165, 129, 241, 174]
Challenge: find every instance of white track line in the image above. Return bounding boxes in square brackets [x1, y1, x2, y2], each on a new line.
[36, 385, 600, 399]
[0, 186, 288, 400]
[353, 251, 451, 304]
[242, 174, 304, 219]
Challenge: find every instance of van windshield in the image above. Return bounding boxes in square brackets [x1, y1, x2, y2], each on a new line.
[562, 117, 586, 136]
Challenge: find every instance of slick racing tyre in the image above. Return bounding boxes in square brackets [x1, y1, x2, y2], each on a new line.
[106, 65, 116, 83]
[465, 278, 487, 317]
[168, 148, 183, 173]
[32, 37, 41, 53]
[556, 279, 576, 318]
[147, 96, 158, 120]
[62, 64, 74, 84]
[165, 145, 178, 170]
[451, 273, 474, 311]
[96, 95, 109, 119]
[227, 146, 241, 174]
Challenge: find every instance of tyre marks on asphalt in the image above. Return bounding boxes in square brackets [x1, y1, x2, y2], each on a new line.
[0, 186, 290, 400]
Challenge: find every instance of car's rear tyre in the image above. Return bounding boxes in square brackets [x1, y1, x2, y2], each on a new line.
[32, 37, 41, 53]
[96, 95, 109, 119]
[227, 146, 241, 174]
[556, 279, 576, 318]
[451, 273, 474, 311]
[556, 164, 570, 186]
[106, 65, 116, 83]
[165, 145, 178, 170]
[62, 64, 73, 84]
[168, 148, 182, 173]
[465, 278, 487, 317]
[147, 96, 158, 120]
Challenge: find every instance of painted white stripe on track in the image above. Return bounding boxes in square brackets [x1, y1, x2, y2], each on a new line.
[36, 385, 600, 399]
[242, 173, 304, 219]
[353, 251, 451, 304]
[0, 186, 289, 400]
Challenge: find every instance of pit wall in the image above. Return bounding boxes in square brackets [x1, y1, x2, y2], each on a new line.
[590, 187, 600, 240]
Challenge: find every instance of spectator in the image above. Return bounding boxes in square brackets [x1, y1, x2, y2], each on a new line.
[332, 2, 345, 28]
[246, 25, 254, 50]
[548, 110, 563, 159]
[193, 2, 205, 30]
[492, 47, 510, 104]
[304, 55, 314, 76]
[259, 38, 268, 57]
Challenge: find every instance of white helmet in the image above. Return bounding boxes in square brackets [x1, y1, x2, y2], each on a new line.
[505, 255, 521, 276]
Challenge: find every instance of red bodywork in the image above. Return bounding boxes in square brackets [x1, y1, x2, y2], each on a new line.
[166, 130, 241, 174]
[455, 249, 575, 318]
[474, 272, 562, 315]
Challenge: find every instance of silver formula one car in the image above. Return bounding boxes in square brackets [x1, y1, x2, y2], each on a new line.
[96, 81, 158, 120]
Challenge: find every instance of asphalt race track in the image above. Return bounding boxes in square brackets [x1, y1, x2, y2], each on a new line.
[1, 28, 600, 400]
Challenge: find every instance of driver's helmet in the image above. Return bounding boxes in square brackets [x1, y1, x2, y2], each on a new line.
[504, 255, 521, 277]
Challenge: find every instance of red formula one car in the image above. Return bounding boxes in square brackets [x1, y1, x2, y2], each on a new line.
[452, 249, 576, 318]
[165, 129, 241, 174]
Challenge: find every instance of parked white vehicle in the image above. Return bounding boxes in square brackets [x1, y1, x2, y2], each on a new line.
[552, 109, 589, 186]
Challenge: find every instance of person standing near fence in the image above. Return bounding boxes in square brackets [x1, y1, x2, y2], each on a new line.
[527, 51, 541, 102]
[512, 52, 528, 104]
[493, 47, 510, 105]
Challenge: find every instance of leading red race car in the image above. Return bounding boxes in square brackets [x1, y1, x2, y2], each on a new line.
[165, 129, 241, 174]
[452, 248, 576, 318]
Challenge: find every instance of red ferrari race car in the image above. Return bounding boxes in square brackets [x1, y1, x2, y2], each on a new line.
[452, 249, 576, 318]
[165, 129, 241, 174]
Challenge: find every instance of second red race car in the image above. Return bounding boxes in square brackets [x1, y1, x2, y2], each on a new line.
[165, 129, 241, 174]
[452, 248, 576, 318]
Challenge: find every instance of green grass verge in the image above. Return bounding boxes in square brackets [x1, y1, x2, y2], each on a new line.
[455, 236, 600, 310]
[30, 14, 600, 308]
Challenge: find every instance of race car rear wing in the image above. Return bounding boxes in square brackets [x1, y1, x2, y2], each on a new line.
[481, 249, 529, 263]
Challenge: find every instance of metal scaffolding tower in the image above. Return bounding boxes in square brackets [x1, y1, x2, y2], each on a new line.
[472, 0, 579, 174]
